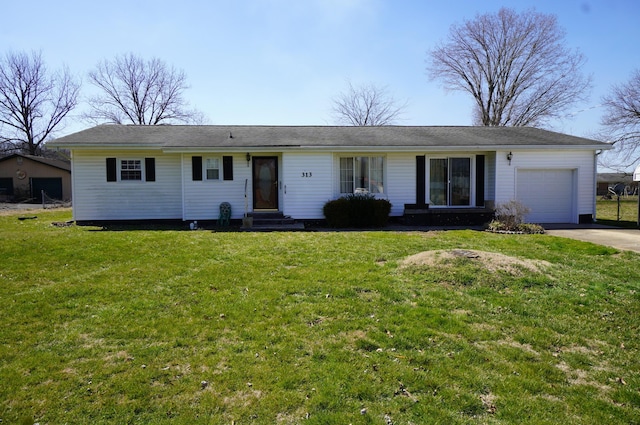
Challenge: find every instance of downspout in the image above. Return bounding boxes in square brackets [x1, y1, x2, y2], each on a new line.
[181, 153, 186, 221]
[593, 150, 601, 222]
[70, 150, 76, 222]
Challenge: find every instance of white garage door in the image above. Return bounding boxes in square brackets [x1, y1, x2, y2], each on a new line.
[516, 169, 575, 223]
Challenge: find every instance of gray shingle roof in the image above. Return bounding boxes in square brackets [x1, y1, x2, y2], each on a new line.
[49, 124, 610, 150]
[597, 173, 634, 183]
[0, 153, 71, 171]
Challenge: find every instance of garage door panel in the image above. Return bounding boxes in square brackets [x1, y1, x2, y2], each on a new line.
[516, 169, 574, 223]
[31, 177, 63, 200]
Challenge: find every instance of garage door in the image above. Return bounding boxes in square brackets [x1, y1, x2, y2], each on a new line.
[516, 169, 575, 223]
[0, 177, 13, 199]
[31, 177, 63, 201]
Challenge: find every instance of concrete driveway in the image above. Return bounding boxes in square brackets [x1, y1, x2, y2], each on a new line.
[545, 224, 640, 253]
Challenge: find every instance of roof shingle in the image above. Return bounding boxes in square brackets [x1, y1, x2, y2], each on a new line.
[50, 124, 610, 150]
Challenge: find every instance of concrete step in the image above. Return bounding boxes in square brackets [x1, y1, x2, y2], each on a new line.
[247, 222, 306, 231]
[243, 212, 302, 230]
[248, 212, 296, 225]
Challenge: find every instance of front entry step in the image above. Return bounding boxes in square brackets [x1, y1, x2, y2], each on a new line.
[245, 212, 305, 231]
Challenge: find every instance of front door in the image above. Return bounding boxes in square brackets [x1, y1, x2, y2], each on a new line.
[253, 156, 278, 210]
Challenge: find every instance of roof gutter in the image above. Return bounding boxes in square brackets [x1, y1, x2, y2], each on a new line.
[161, 144, 614, 153]
[50, 143, 613, 152]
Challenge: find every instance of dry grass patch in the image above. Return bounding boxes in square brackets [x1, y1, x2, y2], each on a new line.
[400, 249, 552, 275]
[480, 391, 498, 414]
[475, 338, 541, 358]
[223, 389, 263, 407]
[555, 361, 607, 389]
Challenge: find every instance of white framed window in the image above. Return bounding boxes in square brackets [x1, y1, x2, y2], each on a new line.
[120, 159, 142, 181]
[205, 157, 221, 180]
[339, 156, 385, 194]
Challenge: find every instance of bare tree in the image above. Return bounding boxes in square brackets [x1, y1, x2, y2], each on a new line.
[85, 53, 206, 125]
[332, 81, 407, 126]
[0, 51, 80, 155]
[427, 8, 591, 127]
[600, 69, 640, 168]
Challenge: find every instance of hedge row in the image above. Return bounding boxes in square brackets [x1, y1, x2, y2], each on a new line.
[323, 193, 392, 228]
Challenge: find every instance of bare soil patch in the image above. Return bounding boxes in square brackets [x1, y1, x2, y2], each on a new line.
[0, 203, 41, 215]
[400, 249, 551, 275]
[0, 203, 70, 216]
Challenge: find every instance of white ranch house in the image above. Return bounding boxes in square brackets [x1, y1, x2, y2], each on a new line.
[50, 125, 610, 226]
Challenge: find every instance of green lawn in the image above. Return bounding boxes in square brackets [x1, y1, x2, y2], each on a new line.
[597, 196, 639, 227]
[1, 209, 639, 424]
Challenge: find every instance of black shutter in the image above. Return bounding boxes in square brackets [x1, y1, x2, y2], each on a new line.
[106, 158, 117, 182]
[192, 156, 202, 181]
[223, 156, 233, 181]
[416, 155, 426, 206]
[476, 155, 485, 207]
[145, 158, 156, 182]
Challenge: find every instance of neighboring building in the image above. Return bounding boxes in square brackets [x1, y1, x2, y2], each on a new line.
[50, 125, 611, 225]
[596, 173, 637, 197]
[0, 153, 71, 202]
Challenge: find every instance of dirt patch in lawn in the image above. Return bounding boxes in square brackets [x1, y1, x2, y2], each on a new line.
[0, 203, 71, 216]
[400, 249, 551, 275]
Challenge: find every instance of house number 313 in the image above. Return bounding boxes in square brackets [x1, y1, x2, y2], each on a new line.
[301, 172, 312, 177]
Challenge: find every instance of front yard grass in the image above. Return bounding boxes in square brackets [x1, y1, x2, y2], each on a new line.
[1, 209, 639, 424]
[597, 196, 639, 227]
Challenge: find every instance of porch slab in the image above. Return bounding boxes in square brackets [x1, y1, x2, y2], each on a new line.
[403, 207, 494, 226]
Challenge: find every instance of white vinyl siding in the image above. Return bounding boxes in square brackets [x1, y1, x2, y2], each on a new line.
[385, 153, 415, 217]
[284, 152, 430, 219]
[495, 150, 596, 224]
[282, 152, 333, 219]
[183, 154, 252, 220]
[71, 150, 182, 221]
[67, 146, 597, 224]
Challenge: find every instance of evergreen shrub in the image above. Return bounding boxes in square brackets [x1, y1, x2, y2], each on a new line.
[323, 193, 392, 228]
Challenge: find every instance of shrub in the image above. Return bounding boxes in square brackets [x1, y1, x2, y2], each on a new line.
[487, 200, 545, 234]
[518, 223, 545, 234]
[494, 200, 530, 230]
[323, 193, 392, 228]
[486, 220, 545, 234]
[323, 197, 350, 228]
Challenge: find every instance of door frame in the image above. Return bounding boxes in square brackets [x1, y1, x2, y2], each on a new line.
[252, 156, 279, 210]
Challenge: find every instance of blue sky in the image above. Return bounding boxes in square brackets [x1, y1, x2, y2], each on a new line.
[2, 0, 639, 144]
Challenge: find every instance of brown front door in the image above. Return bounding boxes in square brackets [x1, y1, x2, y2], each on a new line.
[253, 156, 278, 210]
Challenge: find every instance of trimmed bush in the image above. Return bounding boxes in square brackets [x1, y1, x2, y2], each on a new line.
[486, 220, 545, 234]
[323, 197, 350, 228]
[323, 193, 392, 228]
[486, 200, 545, 234]
[494, 200, 530, 229]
